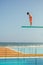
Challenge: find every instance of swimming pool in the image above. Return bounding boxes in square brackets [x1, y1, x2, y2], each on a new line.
[0, 58, 43, 65]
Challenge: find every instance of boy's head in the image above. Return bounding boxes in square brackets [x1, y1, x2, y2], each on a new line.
[27, 12, 29, 15]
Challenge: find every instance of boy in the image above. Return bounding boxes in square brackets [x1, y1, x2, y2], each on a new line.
[27, 12, 32, 26]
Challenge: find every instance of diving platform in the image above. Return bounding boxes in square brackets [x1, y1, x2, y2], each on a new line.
[21, 26, 43, 28]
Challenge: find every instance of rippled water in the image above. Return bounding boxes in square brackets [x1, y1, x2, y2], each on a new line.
[0, 58, 43, 65]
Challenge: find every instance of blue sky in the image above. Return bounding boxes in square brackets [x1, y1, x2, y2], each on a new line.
[0, 0, 43, 42]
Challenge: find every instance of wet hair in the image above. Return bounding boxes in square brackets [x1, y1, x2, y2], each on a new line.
[27, 12, 29, 15]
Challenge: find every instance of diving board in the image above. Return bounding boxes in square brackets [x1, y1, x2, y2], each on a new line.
[21, 26, 43, 28]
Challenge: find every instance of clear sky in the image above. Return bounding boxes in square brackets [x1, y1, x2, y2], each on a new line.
[0, 0, 43, 42]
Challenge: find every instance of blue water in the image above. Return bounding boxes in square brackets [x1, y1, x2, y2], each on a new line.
[0, 58, 43, 65]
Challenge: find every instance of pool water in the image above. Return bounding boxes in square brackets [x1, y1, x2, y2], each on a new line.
[0, 58, 43, 65]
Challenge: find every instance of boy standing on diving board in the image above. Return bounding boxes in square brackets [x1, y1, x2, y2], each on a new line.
[27, 12, 32, 26]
